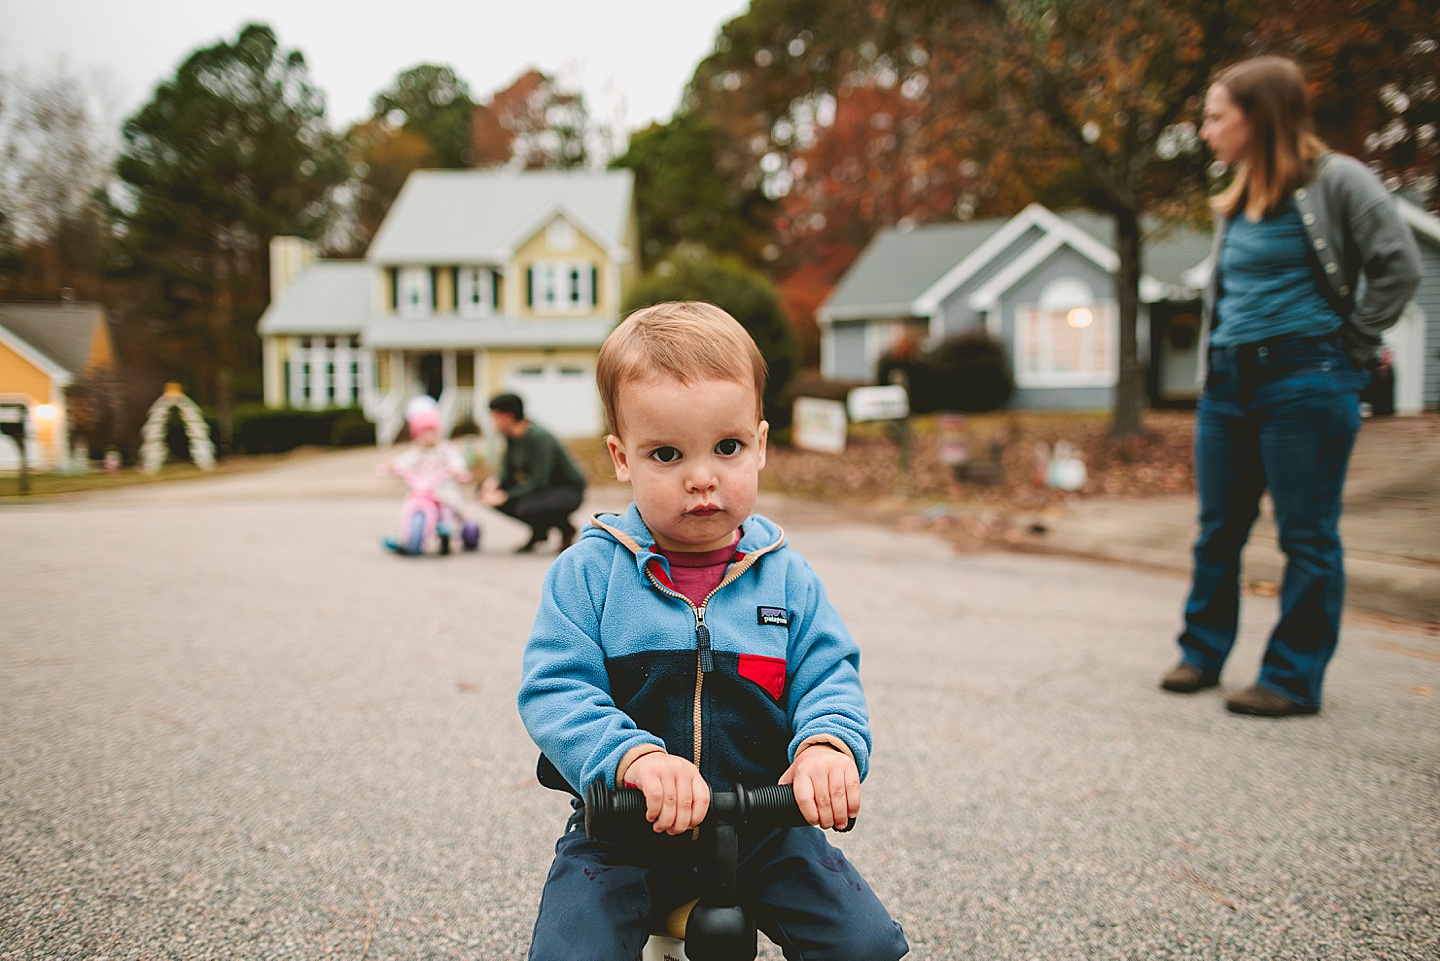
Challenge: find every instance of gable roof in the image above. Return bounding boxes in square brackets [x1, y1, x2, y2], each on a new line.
[367, 168, 635, 264]
[967, 228, 1116, 311]
[822, 219, 1008, 321]
[0, 302, 109, 380]
[821, 203, 1213, 322]
[257, 261, 374, 335]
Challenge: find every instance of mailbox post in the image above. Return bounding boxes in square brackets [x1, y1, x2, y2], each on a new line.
[847, 385, 911, 486]
[0, 403, 30, 495]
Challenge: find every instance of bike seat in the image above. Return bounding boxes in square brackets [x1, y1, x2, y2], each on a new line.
[654, 898, 698, 939]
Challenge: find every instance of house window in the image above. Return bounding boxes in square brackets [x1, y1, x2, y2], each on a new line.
[398, 267, 432, 317]
[458, 267, 498, 317]
[289, 335, 362, 409]
[1014, 277, 1116, 387]
[529, 260, 595, 314]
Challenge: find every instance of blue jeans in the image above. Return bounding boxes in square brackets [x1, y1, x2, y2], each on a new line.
[527, 807, 909, 961]
[1177, 335, 1366, 708]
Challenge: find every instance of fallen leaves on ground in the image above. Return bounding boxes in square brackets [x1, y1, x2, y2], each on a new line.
[758, 410, 1196, 551]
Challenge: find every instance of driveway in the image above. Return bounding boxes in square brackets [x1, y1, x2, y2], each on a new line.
[2, 449, 1436, 959]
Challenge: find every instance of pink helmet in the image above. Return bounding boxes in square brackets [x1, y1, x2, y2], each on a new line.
[406, 396, 441, 437]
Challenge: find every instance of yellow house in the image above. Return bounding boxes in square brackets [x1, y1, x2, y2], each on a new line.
[0, 302, 115, 470]
[258, 169, 638, 443]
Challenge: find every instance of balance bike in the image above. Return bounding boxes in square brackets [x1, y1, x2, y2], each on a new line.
[584, 781, 852, 961]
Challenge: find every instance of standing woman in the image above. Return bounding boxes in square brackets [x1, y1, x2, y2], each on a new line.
[1160, 56, 1421, 716]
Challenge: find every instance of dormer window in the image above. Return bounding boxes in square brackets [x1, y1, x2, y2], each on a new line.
[529, 260, 597, 314]
[397, 267, 433, 317]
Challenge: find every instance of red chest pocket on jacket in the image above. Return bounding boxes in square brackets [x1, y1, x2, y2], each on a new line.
[738, 654, 787, 701]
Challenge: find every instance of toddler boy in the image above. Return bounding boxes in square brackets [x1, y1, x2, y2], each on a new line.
[517, 302, 908, 960]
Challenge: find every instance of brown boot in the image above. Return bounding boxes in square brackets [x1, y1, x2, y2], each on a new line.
[1160, 662, 1220, 693]
[1226, 685, 1318, 717]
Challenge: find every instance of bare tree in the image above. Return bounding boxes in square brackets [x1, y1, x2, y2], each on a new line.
[0, 61, 116, 248]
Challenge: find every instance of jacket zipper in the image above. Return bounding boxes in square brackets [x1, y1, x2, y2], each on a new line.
[645, 558, 755, 777]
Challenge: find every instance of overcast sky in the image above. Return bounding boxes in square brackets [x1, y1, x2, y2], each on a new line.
[0, 0, 751, 140]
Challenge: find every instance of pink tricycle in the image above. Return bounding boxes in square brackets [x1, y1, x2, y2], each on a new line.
[383, 462, 481, 556]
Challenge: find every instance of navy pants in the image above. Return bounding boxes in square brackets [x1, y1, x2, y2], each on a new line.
[500, 485, 585, 542]
[1176, 335, 1366, 708]
[527, 808, 909, 961]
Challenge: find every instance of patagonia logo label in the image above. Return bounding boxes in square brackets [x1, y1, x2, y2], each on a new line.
[757, 606, 790, 627]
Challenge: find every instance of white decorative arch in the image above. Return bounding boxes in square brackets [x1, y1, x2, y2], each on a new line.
[139, 383, 216, 474]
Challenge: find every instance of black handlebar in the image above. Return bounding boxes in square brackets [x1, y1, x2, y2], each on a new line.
[584, 782, 851, 839]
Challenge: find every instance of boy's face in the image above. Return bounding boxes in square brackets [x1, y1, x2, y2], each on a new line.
[606, 375, 767, 553]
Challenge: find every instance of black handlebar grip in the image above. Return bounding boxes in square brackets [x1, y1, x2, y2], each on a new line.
[584, 781, 855, 838]
[584, 782, 648, 839]
[741, 784, 856, 832]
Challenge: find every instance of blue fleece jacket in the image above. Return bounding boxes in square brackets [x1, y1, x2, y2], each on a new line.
[517, 504, 872, 795]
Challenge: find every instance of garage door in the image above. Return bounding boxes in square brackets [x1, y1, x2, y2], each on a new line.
[501, 363, 603, 439]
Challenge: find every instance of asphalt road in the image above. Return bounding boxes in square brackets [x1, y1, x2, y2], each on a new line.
[2, 448, 1437, 959]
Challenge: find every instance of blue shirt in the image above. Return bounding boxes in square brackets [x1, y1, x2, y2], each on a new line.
[1212, 200, 1343, 347]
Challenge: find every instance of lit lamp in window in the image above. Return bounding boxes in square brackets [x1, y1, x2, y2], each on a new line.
[1066, 307, 1094, 329]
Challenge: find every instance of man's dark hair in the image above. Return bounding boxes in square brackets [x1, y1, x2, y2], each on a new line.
[488, 393, 525, 420]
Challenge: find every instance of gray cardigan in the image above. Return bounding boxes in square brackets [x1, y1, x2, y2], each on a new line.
[1201, 152, 1422, 368]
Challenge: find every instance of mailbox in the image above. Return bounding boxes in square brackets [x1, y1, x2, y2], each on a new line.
[0, 402, 31, 493]
[846, 385, 909, 422]
[0, 403, 26, 439]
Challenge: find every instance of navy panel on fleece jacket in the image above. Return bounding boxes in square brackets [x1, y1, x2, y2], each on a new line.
[517, 504, 872, 795]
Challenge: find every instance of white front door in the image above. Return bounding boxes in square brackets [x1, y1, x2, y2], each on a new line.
[501, 362, 603, 439]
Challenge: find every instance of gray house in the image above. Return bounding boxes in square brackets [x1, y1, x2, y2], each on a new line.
[822, 199, 1440, 413]
[818, 204, 1212, 409]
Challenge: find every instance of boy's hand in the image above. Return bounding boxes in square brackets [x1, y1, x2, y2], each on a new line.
[624, 752, 710, 835]
[780, 743, 860, 831]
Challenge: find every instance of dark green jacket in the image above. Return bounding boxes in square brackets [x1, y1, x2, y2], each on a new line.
[499, 423, 586, 499]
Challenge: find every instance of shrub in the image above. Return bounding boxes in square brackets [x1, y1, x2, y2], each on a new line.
[330, 410, 376, 447]
[877, 332, 1014, 414]
[233, 406, 345, 454]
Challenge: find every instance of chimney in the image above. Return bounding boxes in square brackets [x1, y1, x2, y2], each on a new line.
[269, 237, 319, 301]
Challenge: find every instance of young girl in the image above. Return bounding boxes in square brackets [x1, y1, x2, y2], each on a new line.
[380, 396, 475, 555]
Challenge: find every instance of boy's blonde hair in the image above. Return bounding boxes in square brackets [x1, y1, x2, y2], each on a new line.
[597, 301, 768, 436]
